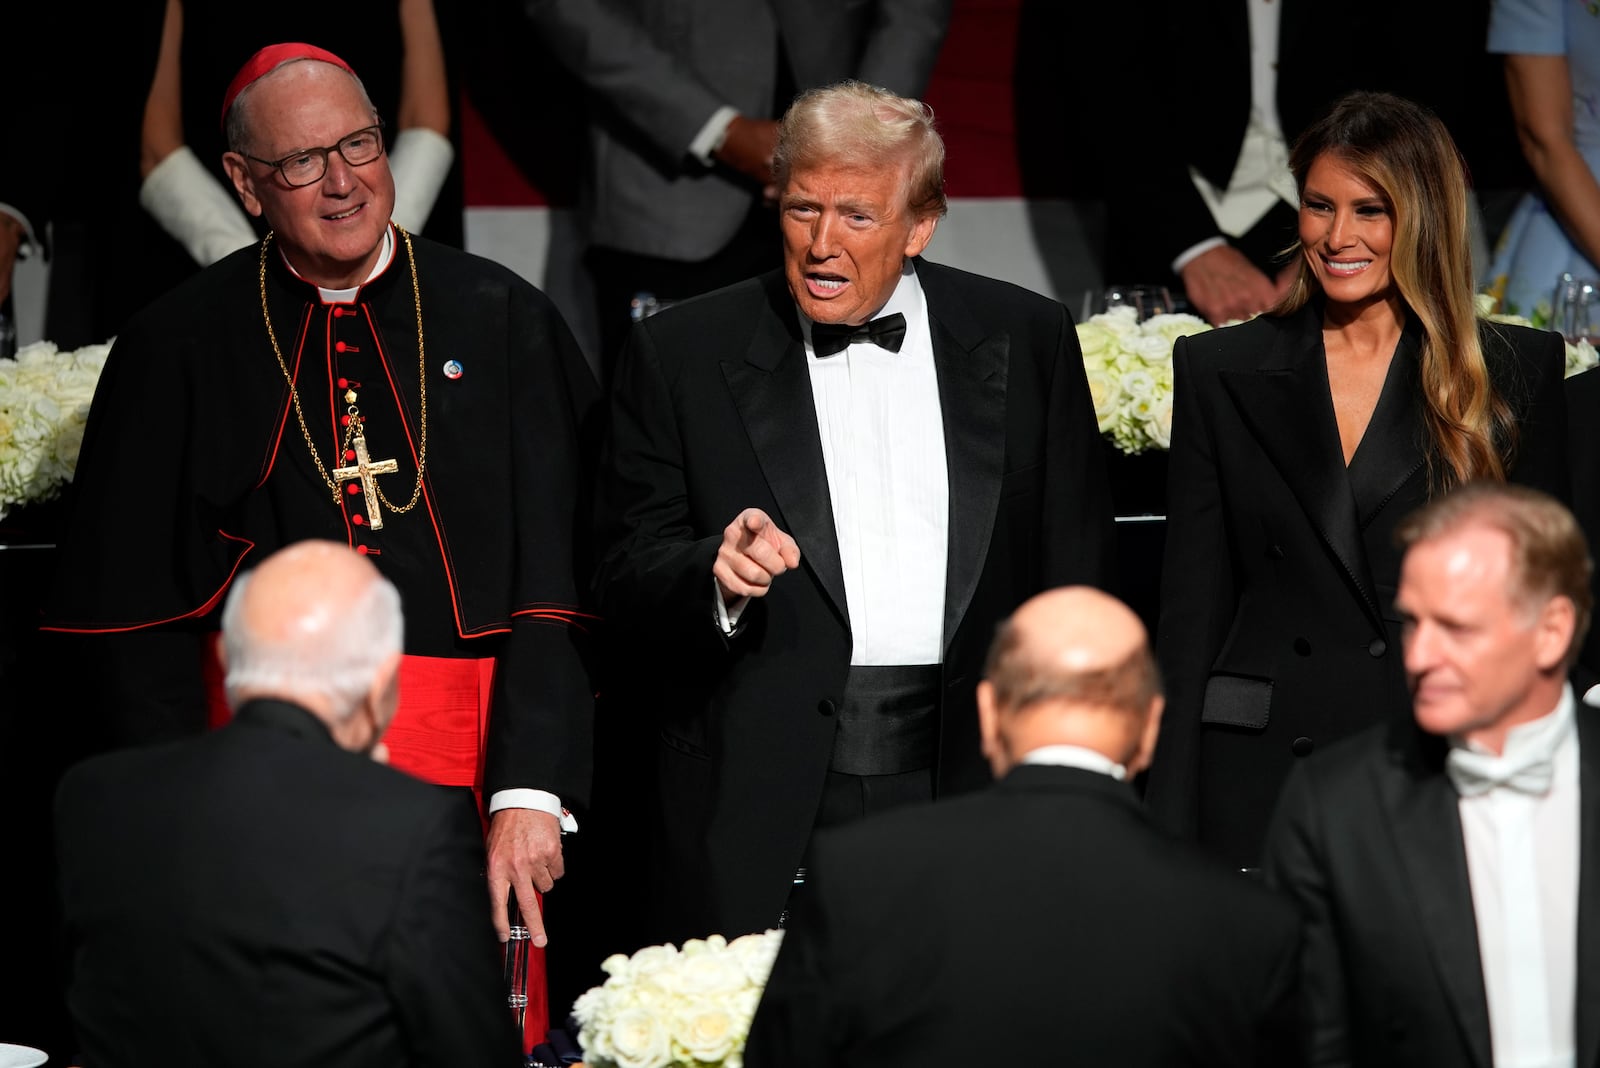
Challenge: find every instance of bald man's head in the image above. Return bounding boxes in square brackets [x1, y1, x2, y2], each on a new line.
[978, 587, 1164, 778]
[220, 540, 404, 752]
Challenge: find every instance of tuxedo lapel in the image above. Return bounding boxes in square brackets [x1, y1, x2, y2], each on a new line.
[919, 264, 1008, 651]
[721, 280, 849, 625]
[1577, 707, 1600, 1068]
[1219, 310, 1384, 630]
[1380, 742, 1494, 1068]
[1345, 322, 1427, 524]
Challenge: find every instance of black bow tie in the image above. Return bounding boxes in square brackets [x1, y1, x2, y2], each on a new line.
[810, 312, 908, 358]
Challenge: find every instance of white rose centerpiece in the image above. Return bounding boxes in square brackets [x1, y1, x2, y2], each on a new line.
[1077, 305, 1210, 455]
[572, 929, 784, 1068]
[0, 340, 111, 520]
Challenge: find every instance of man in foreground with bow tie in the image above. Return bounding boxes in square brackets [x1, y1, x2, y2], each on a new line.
[1262, 480, 1600, 1067]
[592, 80, 1116, 947]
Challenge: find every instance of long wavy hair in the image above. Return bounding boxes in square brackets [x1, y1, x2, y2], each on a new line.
[1274, 90, 1513, 491]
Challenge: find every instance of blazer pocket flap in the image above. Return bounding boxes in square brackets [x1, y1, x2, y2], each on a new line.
[1200, 674, 1272, 730]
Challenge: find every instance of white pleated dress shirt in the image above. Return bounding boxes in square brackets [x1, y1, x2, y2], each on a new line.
[802, 264, 948, 666]
[1455, 688, 1579, 1068]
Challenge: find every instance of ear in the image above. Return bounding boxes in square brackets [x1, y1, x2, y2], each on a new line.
[221, 152, 266, 218]
[366, 651, 403, 735]
[904, 211, 938, 259]
[1534, 596, 1577, 673]
[1125, 696, 1165, 778]
[977, 680, 1004, 772]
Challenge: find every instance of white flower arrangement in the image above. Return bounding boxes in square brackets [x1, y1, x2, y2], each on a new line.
[1475, 292, 1599, 379]
[572, 930, 784, 1068]
[1076, 305, 1211, 455]
[0, 340, 111, 519]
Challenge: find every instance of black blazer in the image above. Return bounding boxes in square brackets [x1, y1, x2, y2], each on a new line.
[1145, 304, 1569, 867]
[745, 764, 1303, 1068]
[54, 700, 523, 1068]
[1566, 366, 1600, 683]
[592, 260, 1117, 942]
[1261, 704, 1600, 1068]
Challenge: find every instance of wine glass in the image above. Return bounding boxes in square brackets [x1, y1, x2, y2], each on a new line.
[1102, 284, 1174, 322]
[1553, 273, 1600, 345]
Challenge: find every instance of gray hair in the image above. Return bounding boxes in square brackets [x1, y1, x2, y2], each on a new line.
[220, 565, 404, 720]
[224, 58, 379, 156]
[774, 80, 948, 219]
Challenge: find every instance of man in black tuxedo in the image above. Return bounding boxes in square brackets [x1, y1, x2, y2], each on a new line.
[54, 540, 522, 1067]
[593, 80, 1117, 947]
[744, 585, 1302, 1067]
[1263, 482, 1600, 1067]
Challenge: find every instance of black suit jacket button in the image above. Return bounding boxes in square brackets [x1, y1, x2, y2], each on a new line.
[1369, 638, 1387, 657]
[1293, 637, 1312, 656]
[1292, 736, 1315, 757]
[817, 699, 837, 717]
[1266, 544, 1285, 559]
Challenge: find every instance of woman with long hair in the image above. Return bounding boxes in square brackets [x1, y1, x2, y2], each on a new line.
[1144, 90, 1571, 868]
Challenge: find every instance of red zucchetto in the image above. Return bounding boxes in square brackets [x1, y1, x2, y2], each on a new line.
[220, 42, 355, 131]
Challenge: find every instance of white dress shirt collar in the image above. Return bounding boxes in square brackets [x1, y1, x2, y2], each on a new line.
[277, 224, 396, 304]
[1019, 744, 1127, 782]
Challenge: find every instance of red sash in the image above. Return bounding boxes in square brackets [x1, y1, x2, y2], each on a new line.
[201, 639, 552, 1048]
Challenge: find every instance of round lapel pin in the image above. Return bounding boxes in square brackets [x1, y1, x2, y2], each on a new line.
[442, 359, 464, 380]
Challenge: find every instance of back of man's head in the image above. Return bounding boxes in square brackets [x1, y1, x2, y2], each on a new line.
[220, 540, 404, 749]
[978, 586, 1164, 778]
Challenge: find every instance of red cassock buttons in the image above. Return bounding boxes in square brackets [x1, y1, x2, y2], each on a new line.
[344, 449, 356, 461]
[356, 544, 369, 554]
[352, 514, 365, 526]
[340, 414, 351, 427]
[346, 483, 361, 495]
[337, 377, 349, 388]
[335, 341, 348, 353]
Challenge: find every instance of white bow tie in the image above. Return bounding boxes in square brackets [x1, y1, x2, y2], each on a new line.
[1445, 746, 1556, 798]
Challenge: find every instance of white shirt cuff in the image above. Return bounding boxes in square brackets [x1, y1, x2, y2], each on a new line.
[713, 576, 749, 634]
[689, 106, 741, 166]
[1171, 236, 1228, 276]
[486, 788, 578, 832]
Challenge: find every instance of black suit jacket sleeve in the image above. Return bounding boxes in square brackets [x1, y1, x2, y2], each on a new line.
[1499, 322, 1571, 503]
[484, 284, 603, 802]
[1261, 763, 1353, 1068]
[1146, 330, 1233, 836]
[383, 800, 526, 1066]
[592, 317, 729, 645]
[1569, 366, 1600, 678]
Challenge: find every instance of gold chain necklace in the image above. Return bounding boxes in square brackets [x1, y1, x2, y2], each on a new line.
[257, 227, 429, 527]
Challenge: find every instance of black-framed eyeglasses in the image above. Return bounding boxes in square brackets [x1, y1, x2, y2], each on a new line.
[244, 124, 385, 188]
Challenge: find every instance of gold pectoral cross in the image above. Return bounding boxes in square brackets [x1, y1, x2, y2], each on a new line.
[333, 432, 400, 530]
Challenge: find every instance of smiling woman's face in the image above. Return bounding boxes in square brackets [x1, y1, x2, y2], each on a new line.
[1298, 153, 1396, 311]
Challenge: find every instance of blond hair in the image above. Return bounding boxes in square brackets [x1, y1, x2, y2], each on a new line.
[774, 80, 947, 219]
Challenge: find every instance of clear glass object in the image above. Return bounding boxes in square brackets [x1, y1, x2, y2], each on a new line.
[1101, 284, 1174, 322]
[1553, 273, 1600, 345]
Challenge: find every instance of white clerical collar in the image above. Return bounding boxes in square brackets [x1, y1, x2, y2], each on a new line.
[1451, 684, 1576, 763]
[797, 260, 924, 354]
[1019, 744, 1128, 781]
[277, 224, 396, 303]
